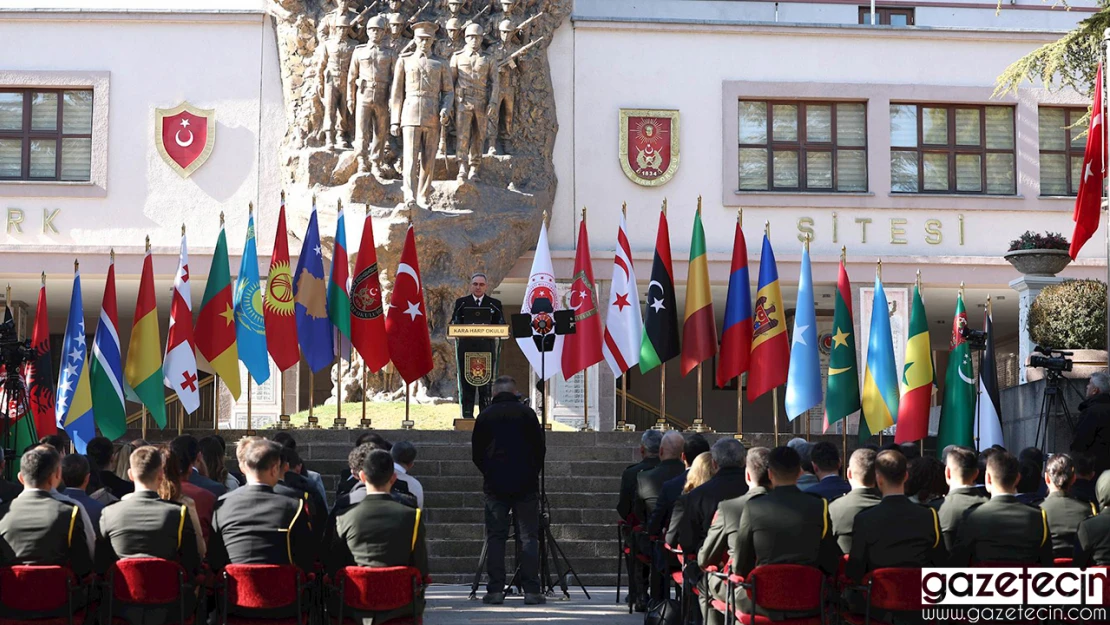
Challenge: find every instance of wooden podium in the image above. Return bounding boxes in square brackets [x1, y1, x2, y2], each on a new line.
[448, 324, 510, 430]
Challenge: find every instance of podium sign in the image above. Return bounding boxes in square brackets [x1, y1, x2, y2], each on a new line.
[448, 324, 510, 339]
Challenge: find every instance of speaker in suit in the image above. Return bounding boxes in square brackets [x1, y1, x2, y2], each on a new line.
[451, 278, 505, 418]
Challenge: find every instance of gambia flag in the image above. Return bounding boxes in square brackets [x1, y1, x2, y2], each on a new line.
[937, 293, 976, 452]
[124, 247, 167, 428]
[895, 283, 934, 444]
[860, 275, 899, 441]
[825, 258, 860, 429]
[747, 234, 789, 401]
[639, 208, 679, 373]
[680, 205, 716, 376]
[90, 254, 126, 440]
[195, 221, 241, 399]
[327, 203, 352, 359]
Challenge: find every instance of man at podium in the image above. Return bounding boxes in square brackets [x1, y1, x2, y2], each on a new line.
[451, 273, 505, 418]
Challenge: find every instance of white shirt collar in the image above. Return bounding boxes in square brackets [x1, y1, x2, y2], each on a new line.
[394, 462, 409, 476]
[474, 295, 483, 306]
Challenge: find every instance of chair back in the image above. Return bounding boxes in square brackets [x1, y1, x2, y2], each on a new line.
[746, 564, 824, 612]
[223, 564, 301, 610]
[111, 558, 184, 605]
[864, 568, 924, 612]
[0, 565, 73, 613]
[1054, 558, 1075, 567]
[337, 566, 420, 612]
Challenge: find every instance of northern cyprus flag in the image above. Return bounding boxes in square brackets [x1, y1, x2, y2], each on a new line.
[163, 231, 200, 413]
[602, 212, 642, 377]
[517, 222, 563, 380]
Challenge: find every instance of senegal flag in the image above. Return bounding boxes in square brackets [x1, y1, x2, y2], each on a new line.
[895, 282, 934, 443]
[639, 207, 679, 373]
[124, 245, 167, 428]
[860, 274, 899, 441]
[680, 204, 716, 376]
[195, 221, 241, 399]
[937, 293, 976, 452]
[826, 258, 860, 429]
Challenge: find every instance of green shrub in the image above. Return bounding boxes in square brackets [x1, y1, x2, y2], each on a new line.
[1008, 231, 1070, 252]
[1028, 279, 1107, 350]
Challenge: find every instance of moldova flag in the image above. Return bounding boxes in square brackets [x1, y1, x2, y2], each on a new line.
[895, 282, 934, 444]
[639, 207, 679, 373]
[716, 217, 751, 388]
[680, 203, 717, 376]
[196, 220, 241, 399]
[747, 234, 789, 402]
[294, 203, 335, 373]
[861, 274, 899, 440]
[124, 245, 166, 428]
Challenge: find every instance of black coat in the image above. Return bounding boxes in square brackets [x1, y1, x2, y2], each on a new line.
[646, 470, 685, 538]
[472, 393, 545, 497]
[674, 466, 748, 555]
[1073, 393, 1110, 474]
[99, 470, 134, 500]
[208, 484, 316, 573]
[617, 457, 659, 522]
[634, 459, 686, 528]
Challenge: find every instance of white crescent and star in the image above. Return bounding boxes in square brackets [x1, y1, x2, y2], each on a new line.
[175, 130, 194, 148]
[647, 279, 665, 312]
[397, 263, 421, 292]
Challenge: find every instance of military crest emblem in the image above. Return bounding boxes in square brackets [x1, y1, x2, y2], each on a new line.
[619, 108, 680, 187]
[351, 262, 384, 320]
[464, 352, 492, 386]
[155, 102, 216, 178]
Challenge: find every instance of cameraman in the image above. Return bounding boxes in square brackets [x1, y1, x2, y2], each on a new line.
[1071, 371, 1110, 474]
[471, 375, 546, 606]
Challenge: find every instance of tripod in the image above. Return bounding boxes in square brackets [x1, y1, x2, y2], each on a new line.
[1034, 369, 1083, 455]
[0, 364, 33, 483]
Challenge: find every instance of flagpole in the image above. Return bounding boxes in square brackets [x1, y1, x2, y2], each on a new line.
[582, 365, 591, 432]
[361, 366, 370, 428]
[877, 259, 884, 446]
[918, 269, 925, 457]
[655, 199, 670, 432]
[736, 208, 744, 443]
[773, 387, 780, 446]
[804, 233, 812, 441]
[214, 375, 221, 430]
[308, 370, 317, 428]
[842, 246, 848, 465]
[403, 382, 414, 430]
[247, 374, 253, 434]
[1103, 34, 1110, 362]
[142, 405, 147, 439]
[619, 374, 628, 431]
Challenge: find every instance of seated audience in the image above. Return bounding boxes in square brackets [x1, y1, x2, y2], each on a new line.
[617, 430, 663, 523]
[199, 435, 239, 492]
[61, 453, 107, 534]
[272, 431, 327, 506]
[114, 438, 148, 483]
[156, 447, 207, 558]
[1071, 453, 1099, 506]
[1075, 470, 1110, 566]
[171, 435, 226, 497]
[391, 441, 425, 509]
[666, 451, 715, 549]
[337, 433, 393, 501]
[87, 436, 134, 499]
[634, 431, 686, 526]
[674, 438, 747, 557]
[905, 455, 947, 507]
[806, 441, 850, 500]
[646, 433, 709, 539]
[1040, 453, 1095, 559]
[829, 448, 881, 553]
[788, 438, 818, 490]
[938, 446, 989, 550]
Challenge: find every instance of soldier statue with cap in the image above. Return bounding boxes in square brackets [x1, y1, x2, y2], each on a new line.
[450, 23, 496, 182]
[317, 0, 362, 149]
[435, 17, 464, 59]
[390, 21, 454, 208]
[487, 18, 520, 155]
[386, 12, 411, 56]
[347, 15, 397, 176]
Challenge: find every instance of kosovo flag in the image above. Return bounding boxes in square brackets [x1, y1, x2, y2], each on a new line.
[294, 205, 335, 373]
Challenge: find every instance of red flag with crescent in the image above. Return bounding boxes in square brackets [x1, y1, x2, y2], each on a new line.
[562, 217, 603, 379]
[385, 225, 433, 384]
[155, 102, 215, 178]
[351, 211, 390, 374]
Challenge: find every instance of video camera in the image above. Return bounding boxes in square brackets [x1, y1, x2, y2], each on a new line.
[959, 324, 988, 351]
[1030, 345, 1073, 374]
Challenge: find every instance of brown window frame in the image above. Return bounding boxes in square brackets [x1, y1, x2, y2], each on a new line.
[889, 103, 1016, 195]
[1038, 106, 1086, 197]
[858, 7, 915, 25]
[737, 99, 869, 193]
[0, 88, 93, 182]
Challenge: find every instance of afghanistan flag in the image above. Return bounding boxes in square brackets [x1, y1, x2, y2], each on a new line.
[26, 279, 55, 437]
[265, 197, 300, 371]
[90, 254, 126, 440]
[895, 283, 934, 444]
[860, 274, 899, 440]
[716, 217, 751, 388]
[747, 234, 789, 402]
[825, 258, 860, 429]
[328, 202, 352, 360]
[639, 208, 679, 373]
[195, 221, 241, 399]
[937, 293, 976, 451]
[124, 246, 166, 428]
[680, 205, 716, 376]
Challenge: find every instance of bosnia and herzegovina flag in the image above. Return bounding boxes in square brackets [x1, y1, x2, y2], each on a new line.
[294, 203, 335, 373]
[639, 207, 679, 373]
[717, 216, 751, 388]
[860, 273, 899, 441]
[125, 246, 166, 428]
[56, 265, 94, 453]
[680, 204, 716, 376]
[747, 234, 789, 402]
[895, 282, 933, 444]
[785, 244, 822, 420]
[236, 210, 270, 385]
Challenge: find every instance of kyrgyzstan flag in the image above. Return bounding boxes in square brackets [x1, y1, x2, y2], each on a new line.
[562, 213, 604, 379]
[385, 225, 433, 383]
[1070, 63, 1106, 260]
[351, 208, 390, 374]
[264, 195, 300, 371]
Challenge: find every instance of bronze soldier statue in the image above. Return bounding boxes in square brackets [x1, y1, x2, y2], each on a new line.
[317, 0, 361, 149]
[348, 15, 397, 176]
[435, 17, 464, 157]
[450, 23, 497, 181]
[487, 19, 520, 155]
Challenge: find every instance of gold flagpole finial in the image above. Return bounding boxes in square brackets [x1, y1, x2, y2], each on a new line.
[5, 284, 10, 306]
[280, 189, 286, 202]
[738, 207, 743, 227]
[959, 281, 965, 298]
[311, 193, 317, 206]
[987, 294, 992, 315]
[804, 232, 811, 251]
[41, 271, 46, 287]
[219, 211, 225, 228]
[877, 258, 883, 280]
[365, 203, 371, 216]
[145, 235, 151, 253]
[182, 223, 186, 236]
[764, 220, 770, 237]
[110, 248, 115, 264]
[338, 198, 343, 212]
[916, 268, 922, 291]
[74, 258, 79, 272]
[248, 202, 254, 216]
[622, 201, 627, 217]
[581, 205, 587, 220]
[841, 245, 846, 264]
[541, 209, 548, 226]
[697, 195, 702, 214]
[662, 198, 667, 215]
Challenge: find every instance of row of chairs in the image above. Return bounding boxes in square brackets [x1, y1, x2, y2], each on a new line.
[0, 559, 425, 625]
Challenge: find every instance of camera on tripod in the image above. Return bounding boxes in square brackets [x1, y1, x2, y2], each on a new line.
[959, 325, 988, 351]
[1029, 345, 1074, 374]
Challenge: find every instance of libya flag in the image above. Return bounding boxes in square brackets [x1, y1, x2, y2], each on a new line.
[639, 208, 680, 373]
[937, 293, 976, 452]
[826, 259, 860, 428]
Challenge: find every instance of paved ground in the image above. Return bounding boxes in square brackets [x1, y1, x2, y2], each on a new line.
[425, 585, 643, 624]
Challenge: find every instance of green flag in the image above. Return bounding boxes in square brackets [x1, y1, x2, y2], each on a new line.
[937, 293, 976, 452]
[826, 259, 860, 427]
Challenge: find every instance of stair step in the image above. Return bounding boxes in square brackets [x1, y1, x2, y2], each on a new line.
[418, 475, 621, 492]
[425, 507, 618, 525]
[427, 523, 615, 542]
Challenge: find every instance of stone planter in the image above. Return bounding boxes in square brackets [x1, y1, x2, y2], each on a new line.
[1004, 248, 1072, 277]
[1025, 349, 1108, 382]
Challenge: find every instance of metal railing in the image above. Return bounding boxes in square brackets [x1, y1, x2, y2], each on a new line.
[614, 387, 690, 431]
[125, 374, 217, 433]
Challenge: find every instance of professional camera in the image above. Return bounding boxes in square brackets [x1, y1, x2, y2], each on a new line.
[1029, 345, 1073, 374]
[959, 324, 988, 350]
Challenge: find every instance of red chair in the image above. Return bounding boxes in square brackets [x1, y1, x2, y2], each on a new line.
[1054, 558, 1074, 567]
[847, 568, 923, 625]
[732, 564, 825, 625]
[220, 564, 311, 625]
[104, 558, 195, 625]
[0, 565, 90, 625]
[330, 566, 424, 625]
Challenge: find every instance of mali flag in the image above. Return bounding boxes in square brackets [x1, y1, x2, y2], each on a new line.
[639, 208, 679, 373]
[124, 245, 167, 428]
[680, 204, 717, 376]
[860, 274, 899, 440]
[747, 234, 788, 402]
[196, 221, 241, 400]
[826, 259, 860, 428]
[937, 293, 976, 451]
[895, 283, 934, 444]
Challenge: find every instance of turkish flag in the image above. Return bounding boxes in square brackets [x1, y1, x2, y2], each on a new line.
[562, 218, 604, 379]
[1071, 64, 1106, 260]
[385, 225, 433, 384]
[351, 211, 390, 374]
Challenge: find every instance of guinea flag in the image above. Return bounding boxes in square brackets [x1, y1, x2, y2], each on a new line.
[124, 244, 167, 428]
[825, 258, 860, 429]
[639, 207, 679, 373]
[895, 282, 934, 444]
[680, 203, 716, 376]
[195, 219, 241, 400]
[937, 293, 976, 452]
[747, 233, 789, 401]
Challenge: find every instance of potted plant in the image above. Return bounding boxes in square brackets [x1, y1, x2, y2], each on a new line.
[1005, 231, 1072, 276]
[1027, 279, 1107, 381]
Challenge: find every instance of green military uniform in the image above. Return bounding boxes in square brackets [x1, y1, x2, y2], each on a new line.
[847, 495, 947, 581]
[828, 487, 881, 553]
[949, 494, 1053, 566]
[698, 486, 767, 625]
[937, 486, 989, 551]
[327, 493, 429, 624]
[97, 491, 200, 574]
[0, 489, 91, 576]
[1040, 491, 1096, 559]
[1076, 509, 1110, 566]
[617, 456, 659, 522]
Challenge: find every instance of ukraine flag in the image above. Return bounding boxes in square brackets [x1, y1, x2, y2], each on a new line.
[861, 272, 899, 440]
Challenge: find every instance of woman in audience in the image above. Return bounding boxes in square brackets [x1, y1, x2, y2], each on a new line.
[683, 452, 716, 494]
[157, 446, 207, 558]
[906, 455, 947, 508]
[199, 435, 239, 491]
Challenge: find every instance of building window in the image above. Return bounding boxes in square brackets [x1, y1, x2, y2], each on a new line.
[0, 89, 93, 182]
[859, 7, 915, 25]
[738, 100, 867, 192]
[1038, 107, 1086, 196]
[889, 104, 1015, 195]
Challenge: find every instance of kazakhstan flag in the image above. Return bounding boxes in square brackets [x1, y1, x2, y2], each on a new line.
[236, 212, 270, 384]
[861, 273, 899, 440]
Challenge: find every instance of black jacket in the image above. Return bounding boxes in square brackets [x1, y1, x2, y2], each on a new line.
[806, 475, 851, 501]
[647, 470, 685, 538]
[472, 393, 545, 497]
[949, 494, 1054, 566]
[847, 495, 947, 581]
[1073, 393, 1110, 474]
[0, 478, 21, 504]
[99, 470, 134, 500]
[634, 459, 686, 528]
[674, 466, 748, 555]
[617, 457, 660, 522]
[208, 484, 316, 573]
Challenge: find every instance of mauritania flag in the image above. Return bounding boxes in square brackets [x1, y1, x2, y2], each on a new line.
[90, 254, 126, 440]
[56, 266, 94, 453]
[716, 217, 751, 388]
[860, 274, 899, 441]
[976, 300, 1004, 450]
[328, 203, 352, 361]
[125, 246, 166, 428]
[294, 204, 335, 373]
[195, 222, 241, 399]
[785, 245, 821, 420]
[895, 283, 934, 444]
[639, 208, 679, 373]
[825, 258, 860, 429]
[164, 232, 200, 414]
[747, 234, 789, 402]
[937, 293, 976, 452]
[680, 204, 717, 376]
[236, 211, 270, 384]
[602, 212, 642, 377]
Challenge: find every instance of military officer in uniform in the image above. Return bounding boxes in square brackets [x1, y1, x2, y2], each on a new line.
[451, 272, 505, 418]
[1040, 453, 1095, 559]
[617, 431, 662, 522]
[391, 21, 454, 208]
[938, 446, 989, 550]
[435, 17, 465, 157]
[949, 450, 1054, 566]
[449, 24, 496, 182]
[348, 15, 396, 177]
[829, 448, 881, 553]
[386, 13, 412, 59]
[1075, 471, 1110, 566]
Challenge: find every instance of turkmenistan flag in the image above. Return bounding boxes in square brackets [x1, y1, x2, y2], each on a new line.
[895, 283, 934, 444]
[937, 293, 976, 452]
[639, 207, 679, 373]
[826, 258, 860, 428]
[124, 246, 166, 428]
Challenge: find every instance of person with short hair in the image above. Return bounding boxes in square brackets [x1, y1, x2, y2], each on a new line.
[171, 435, 227, 497]
[61, 453, 107, 533]
[1071, 452, 1099, 506]
[87, 436, 134, 499]
[949, 451, 1054, 566]
[276, 446, 328, 533]
[391, 441, 424, 508]
[336, 433, 394, 501]
[271, 432, 327, 506]
[1040, 454, 1095, 559]
[673, 438, 748, 556]
[617, 430, 663, 522]
[1072, 370, 1110, 474]
[829, 448, 881, 553]
[806, 441, 850, 500]
[1075, 470, 1110, 566]
[788, 438, 818, 490]
[938, 446, 989, 550]
[646, 432, 709, 540]
[451, 272, 505, 418]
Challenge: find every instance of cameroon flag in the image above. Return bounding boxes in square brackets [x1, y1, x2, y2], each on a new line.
[937, 293, 976, 452]
[639, 208, 679, 373]
[895, 283, 934, 443]
[680, 204, 716, 376]
[124, 247, 167, 428]
[195, 222, 241, 399]
[826, 259, 860, 428]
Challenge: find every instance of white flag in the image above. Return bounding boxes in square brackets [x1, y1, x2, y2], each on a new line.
[602, 213, 642, 377]
[163, 233, 200, 413]
[517, 222, 563, 380]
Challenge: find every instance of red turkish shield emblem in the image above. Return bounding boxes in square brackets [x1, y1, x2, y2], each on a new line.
[619, 108, 680, 187]
[155, 102, 215, 178]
